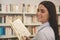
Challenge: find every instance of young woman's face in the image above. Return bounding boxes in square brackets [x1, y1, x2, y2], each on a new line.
[37, 4, 49, 23]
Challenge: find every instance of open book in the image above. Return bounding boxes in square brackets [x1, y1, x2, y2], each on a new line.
[10, 19, 31, 40]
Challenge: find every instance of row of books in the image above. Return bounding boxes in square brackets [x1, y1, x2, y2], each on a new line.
[0, 15, 60, 24]
[24, 15, 38, 24]
[26, 26, 40, 35]
[0, 15, 38, 24]
[0, 15, 23, 24]
[0, 4, 37, 13]
[0, 26, 40, 36]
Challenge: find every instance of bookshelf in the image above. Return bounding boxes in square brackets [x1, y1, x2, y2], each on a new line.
[0, 4, 40, 40]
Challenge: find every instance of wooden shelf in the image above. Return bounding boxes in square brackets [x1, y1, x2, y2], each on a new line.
[0, 12, 23, 15]
[0, 35, 17, 39]
[57, 13, 60, 16]
[0, 23, 41, 26]
[0, 35, 35, 39]
[0, 12, 37, 15]
[24, 23, 40, 26]
[25, 12, 36, 15]
[0, 23, 10, 26]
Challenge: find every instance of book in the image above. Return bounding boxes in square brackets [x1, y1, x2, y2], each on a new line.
[22, 4, 25, 12]
[28, 5, 35, 13]
[56, 6, 59, 14]
[10, 4, 13, 12]
[0, 17, 2, 23]
[24, 16, 32, 24]
[5, 27, 12, 36]
[58, 16, 60, 25]
[4, 16, 6, 23]
[13, 4, 16, 12]
[26, 4, 30, 12]
[0, 27, 5, 36]
[16, 15, 23, 22]
[12, 15, 17, 22]
[10, 19, 31, 40]
[2, 4, 6, 12]
[18, 4, 23, 12]
[0, 16, 5, 23]
[0, 4, 2, 11]
[6, 15, 12, 23]
[5, 5, 8, 12]
[26, 26, 33, 35]
[32, 15, 38, 23]
[59, 6, 60, 12]
[33, 26, 37, 35]
[59, 27, 60, 35]
[34, 5, 37, 13]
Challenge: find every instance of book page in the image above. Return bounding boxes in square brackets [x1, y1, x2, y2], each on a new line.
[10, 19, 31, 40]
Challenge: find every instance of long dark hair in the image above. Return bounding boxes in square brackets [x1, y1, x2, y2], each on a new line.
[39, 1, 59, 40]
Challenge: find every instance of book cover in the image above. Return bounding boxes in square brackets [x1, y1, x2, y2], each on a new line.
[10, 19, 31, 40]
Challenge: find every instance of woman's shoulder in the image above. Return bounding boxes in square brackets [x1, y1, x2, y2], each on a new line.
[41, 26, 54, 33]
[39, 26, 55, 37]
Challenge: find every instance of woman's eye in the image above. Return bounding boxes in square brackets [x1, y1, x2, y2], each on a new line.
[41, 9, 45, 13]
[37, 9, 45, 13]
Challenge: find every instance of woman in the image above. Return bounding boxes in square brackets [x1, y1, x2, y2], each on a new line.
[22, 1, 59, 40]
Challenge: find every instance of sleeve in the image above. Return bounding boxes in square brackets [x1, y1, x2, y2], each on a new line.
[32, 31, 48, 40]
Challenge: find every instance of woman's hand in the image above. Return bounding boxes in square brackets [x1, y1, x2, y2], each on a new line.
[22, 36, 31, 40]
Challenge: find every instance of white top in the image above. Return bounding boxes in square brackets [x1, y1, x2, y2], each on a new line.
[32, 22, 55, 40]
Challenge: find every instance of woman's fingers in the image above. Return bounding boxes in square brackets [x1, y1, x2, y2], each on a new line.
[22, 36, 27, 40]
[22, 36, 30, 40]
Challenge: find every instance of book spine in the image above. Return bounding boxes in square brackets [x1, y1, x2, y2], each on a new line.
[0, 27, 5, 35]
[32, 15, 38, 23]
[6, 15, 12, 23]
[10, 4, 13, 12]
[58, 16, 60, 25]
[18, 4, 23, 12]
[0, 4, 2, 12]
[5, 27, 12, 36]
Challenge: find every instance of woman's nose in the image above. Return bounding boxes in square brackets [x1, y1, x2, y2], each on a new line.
[37, 12, 41, 15]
